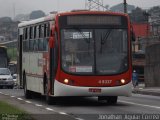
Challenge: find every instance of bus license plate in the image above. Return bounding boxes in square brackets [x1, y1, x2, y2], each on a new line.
[89, 88, 101, 93]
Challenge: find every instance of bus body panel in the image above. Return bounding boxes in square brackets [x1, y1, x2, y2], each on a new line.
[58, 71, 131, 87]
[22, 52, 45, 94]
[54, 80, 132, 97]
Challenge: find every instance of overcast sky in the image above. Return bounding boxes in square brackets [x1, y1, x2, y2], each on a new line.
[0, 0, 160, 18]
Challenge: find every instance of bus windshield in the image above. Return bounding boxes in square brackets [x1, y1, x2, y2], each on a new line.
[61, 28, 128, 75]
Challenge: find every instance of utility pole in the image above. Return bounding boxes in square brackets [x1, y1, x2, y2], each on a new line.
[13, 3, 16, 19]
[124, 0, 127, 13]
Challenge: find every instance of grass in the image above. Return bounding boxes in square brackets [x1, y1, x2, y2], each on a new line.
[0, 100, 33, 120]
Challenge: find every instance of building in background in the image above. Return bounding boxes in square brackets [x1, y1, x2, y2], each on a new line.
[149, 6, 160, 37]
[0, 17, 19, 42]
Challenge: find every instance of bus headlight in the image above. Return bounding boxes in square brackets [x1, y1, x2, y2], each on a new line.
[64, 79, 69, 84]
[63, 79, 74, 85]
[120, 79, 126, 84]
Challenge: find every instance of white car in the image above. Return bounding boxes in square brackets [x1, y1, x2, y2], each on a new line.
[12, 74, 17, 86]
[0, 68, 14, 89]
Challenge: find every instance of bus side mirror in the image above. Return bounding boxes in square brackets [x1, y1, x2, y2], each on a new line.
[131, 31, 136, 42]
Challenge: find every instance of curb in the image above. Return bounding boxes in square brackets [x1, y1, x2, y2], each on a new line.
[132, 89, 160, 96]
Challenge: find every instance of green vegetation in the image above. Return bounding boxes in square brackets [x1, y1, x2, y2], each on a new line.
[0, 101, 33, 120]
[7, 47, 17, 61]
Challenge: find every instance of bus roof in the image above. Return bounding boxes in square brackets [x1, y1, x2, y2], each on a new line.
[18, 11, 128, 28]
[58, 10, 128, 17]
[18, 14, 56, 28]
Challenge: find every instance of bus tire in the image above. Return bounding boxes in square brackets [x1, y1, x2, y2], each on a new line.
[46, 93, 53, 105]
[98, 96, 118, 104]
[44, 75, 54, 105]
[23, 73, 32, 99]
[45, 85, 54, 105]
[106, 96, 118, 104]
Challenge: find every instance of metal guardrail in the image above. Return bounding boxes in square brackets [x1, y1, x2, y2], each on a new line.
[0, 40, 17, 47]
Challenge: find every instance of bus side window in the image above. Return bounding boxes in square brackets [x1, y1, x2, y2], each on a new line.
[44, 23, 47, 38]
[38, 39, 43, 51]
[25, 28, 28, 40]
[29, 39, 32, 51]
[23, 28, 26, 51]
[44, 23, 50, 38]
[34, 26, 36, 39]
[29, 27, 33, 39]
[34, 39, 38, 51]
[43, 38, 48, 51]
[36, 26, 39, 39]
[41, 24, 44, 38]
[26, 39, 29, 52]
[23, 28, 25, 40]
[39, 25, 41, 38]
[44, 23, 49, 51]
[27, 27, 30, 40]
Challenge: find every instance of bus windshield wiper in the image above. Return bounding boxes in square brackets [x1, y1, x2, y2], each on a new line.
[100, 29, 112, 53]
[73, 28, 91, 44]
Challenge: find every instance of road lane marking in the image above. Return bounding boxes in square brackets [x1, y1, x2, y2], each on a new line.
[75, 118, 85, 120]
[139, 88, 143, 90]
[0, 92, 2, 94]
[59, 112, 67, 115]
[17, 98, 23, 101]
[10, 96, 15, 98]
[46, 108, 54, 111]
[35, 104, 43, 107]
[119, 100, 160, 109]
[4, 94, 9, 96]
[25, 101, 32, 103]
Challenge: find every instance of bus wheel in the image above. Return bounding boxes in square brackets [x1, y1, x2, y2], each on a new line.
[106, 96, 118, 104]
[44, 77, 53, 105]
[98, 96, 118, 105]
[46, 94, 53, 105]
[45, 84, 54, 105]
[23, 73, 32, 99]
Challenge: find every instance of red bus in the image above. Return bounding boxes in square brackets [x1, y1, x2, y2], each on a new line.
[18, 11, 133, 104]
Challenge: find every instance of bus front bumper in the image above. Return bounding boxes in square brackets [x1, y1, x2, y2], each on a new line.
[54, 80, 132, 97]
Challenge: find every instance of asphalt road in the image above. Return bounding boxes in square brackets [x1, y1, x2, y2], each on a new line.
[0, 89, 160, 120]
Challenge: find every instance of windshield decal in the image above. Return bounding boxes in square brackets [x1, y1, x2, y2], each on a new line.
[64, 32, 92, 39]
[69, 66, 93, 73]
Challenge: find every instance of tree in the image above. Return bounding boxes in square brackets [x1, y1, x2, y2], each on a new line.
[29, 10, 45, 20]
[0, 17, 12, 23]
[110, 3, 135, 13]
[129, 7, 148, 23]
